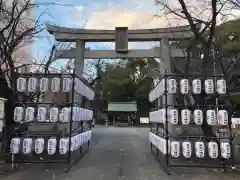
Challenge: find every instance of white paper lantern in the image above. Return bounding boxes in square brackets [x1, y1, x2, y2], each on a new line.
[17, 77, 26, 92]
[86, 131, 89, 142]
[74, 78, 79, 93]
[78, 107, 82, 121]
[72, 106, 78, 121]
[89, 110, 93, 120]
[192, 79, 201, 94]
[89, 90, 95, 100]
[151, 111, 157, 123]
[50, 107, 59, 122]
[23, 138, 33, 154]
[47, 138, 57, 155]
[59, 138, 69, 155]
[60, 107, 70, 123]
[217, 79, 226, 94]
[28, 77, 37, 92]
[204, 79, 214, 94]
[80, 133, 83, 146]
[149, 112, 153, 122]
[63, 78, 72, 92]
[208, 141, 218, 159]
[156, 136, 160, 152]
[207, 110, 217, 125]
[40, 78, 48, 92]
[85, 87, 89, 99]
[35, 138, 45, 154]
[0, 120, 3, 133]
[170, 141, 180, 157]
[220, 142, 231, 159]
[37, 107, 47, 122]
[82, 132, 85, 142]
[14, 107, 24, 122]
[82, 85, 86, 97]
[25, 107, 35, 122]
[181, 109, 191, 125]
[169, 109, 178, 124]
[76, 134, 80, 149]
[161, 138, 167, 155]
[159, 79, 165, 94]
[218, 110, 228, 126]
[193, 109, 203, 125]
[182, 141, 192, 158]
[89, 130, 92, 140]
[157, 137, 162, 153]
[180, 79, 189, 94]
[168, 139, 171, 155]
[0, 98, 7, 119]
[10, 138, 21, 154]
[89, 131, 92, 140]
[195, 141, 205, 158]
[51, 77, 60, 92]
[78, 108, 83, 121]
[71, 136, 77, 151]
[168, 79, 177, 94]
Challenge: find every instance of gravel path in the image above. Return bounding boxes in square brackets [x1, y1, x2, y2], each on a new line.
[1, 126, 239, 180]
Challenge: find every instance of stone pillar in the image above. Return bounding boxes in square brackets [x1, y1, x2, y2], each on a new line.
[160, 38, 179, 136]
[75, 40, 85, 76]
[160, 38, 171, 73]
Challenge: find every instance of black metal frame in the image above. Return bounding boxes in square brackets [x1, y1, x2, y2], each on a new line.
[150, 72, 235, 175]
[10, 70, 93, 172]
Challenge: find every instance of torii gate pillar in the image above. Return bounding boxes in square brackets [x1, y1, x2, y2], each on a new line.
[75, 40, 85, 76]
[46, 23, 201, 136]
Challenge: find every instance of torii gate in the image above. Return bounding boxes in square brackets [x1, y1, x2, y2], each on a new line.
[46, 24, 200, 76]
[46, 24, 200, 135]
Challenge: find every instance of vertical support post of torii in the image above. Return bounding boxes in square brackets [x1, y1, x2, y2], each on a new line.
[75, 40, 85, 77]
[160, 38, 176, 136]
[160, 38, 171, 73]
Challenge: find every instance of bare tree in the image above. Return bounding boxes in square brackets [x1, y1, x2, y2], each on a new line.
[230, 0, 240, 9]
[0, 0, 44, 77]
[0, 0, 55, 154]
[85, 59, 106, 86]
[155, 0, 240, 144]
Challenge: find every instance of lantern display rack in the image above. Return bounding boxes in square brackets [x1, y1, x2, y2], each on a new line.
[0, 97, 7, 155]
[9, 71, 94, 172]
[149, 73, 235, 175]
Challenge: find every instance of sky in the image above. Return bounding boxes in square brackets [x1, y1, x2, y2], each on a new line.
[33, 0, 170, 68]
[32, 0, 240, 69]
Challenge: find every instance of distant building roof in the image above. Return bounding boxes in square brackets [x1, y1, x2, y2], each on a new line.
[107, 101, 137, 112]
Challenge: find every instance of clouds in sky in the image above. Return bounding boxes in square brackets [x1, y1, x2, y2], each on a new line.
[33, 0, 165, 62]
[33, 0, 240, 67]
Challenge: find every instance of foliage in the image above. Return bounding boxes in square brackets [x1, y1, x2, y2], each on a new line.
[215, 19, 240, 53]
[98, 58, 160, 112]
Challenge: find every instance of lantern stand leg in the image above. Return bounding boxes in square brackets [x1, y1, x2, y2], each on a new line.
[11, 154, 15, 170]
[164, 73, 170, 175]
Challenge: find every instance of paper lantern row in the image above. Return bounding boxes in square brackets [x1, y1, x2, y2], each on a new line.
[14, 106, 93, 123]
[17, 77, 94, 100]
[149, 78, 226, 102]
[150, 108, 228, 125]
[10, 130, 91, 155]
[149, 133, 230, 159]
